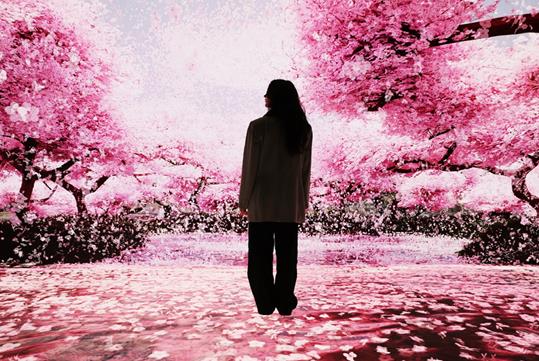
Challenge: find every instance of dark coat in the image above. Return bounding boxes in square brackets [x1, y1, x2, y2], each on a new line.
[239, 115, 312, 223]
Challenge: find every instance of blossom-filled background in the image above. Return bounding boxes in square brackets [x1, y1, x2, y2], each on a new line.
[0, 0, 538, 360]
[1, 0, 538, 223]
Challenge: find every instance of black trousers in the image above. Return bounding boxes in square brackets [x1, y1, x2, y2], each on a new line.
[247, 221, 298, 314]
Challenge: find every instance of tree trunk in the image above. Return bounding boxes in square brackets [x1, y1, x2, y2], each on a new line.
[189, 176, 207, 210]
[59, 181, 88, 214]
[58, 175, 109, 215]
[15, 174, 37, 223]
[14, 137, 39, 223]
[510, 156, 539, 221]
[73, 188, 88, 214]
[18, 172, 37, 205]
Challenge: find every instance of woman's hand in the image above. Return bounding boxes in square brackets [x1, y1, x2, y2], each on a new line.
[239, 208, 248, 217]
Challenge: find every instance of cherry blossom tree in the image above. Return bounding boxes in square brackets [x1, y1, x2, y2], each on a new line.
[0, 0, 133, 220]
[295, 0, 537, 112]
[127, 141, 208, 213]
[376, 38, 539, 216]
[295, 0, 539, 216]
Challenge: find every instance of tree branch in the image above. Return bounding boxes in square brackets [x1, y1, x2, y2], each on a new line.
[439, 142, 457, 164]
[386, 154, 507, 175]
[0, 149, 24, 173]
[362, 13, 538, 110]
[0, 134, 24, 144]
[35, 157, 78, 182]
[430, 13, 539, 47]
[89, 175, 109, 193]
[428, 126, 455, 140]
[511, 155, 539, 210]
[34, 181, 59, 202]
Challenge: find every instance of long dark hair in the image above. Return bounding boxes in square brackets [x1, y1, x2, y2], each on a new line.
[264, 79, 310, 155]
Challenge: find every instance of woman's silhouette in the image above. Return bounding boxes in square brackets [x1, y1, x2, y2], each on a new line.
[239, 79, 313, 316]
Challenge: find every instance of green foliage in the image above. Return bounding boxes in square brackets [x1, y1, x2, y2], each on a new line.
[457, 212, 539, 265]
[0, 212, 150, 266]
[300, 193, 539, 265]
[1, 193, 537, 266]
[300, 193, 485, 238]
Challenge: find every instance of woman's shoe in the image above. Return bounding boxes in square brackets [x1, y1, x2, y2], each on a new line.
[277, 296, 298, 316]
[278, 308, 293, 316]
[258, 307, 275, 315]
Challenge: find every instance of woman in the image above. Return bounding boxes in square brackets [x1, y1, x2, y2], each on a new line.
[239, 79, 312, 316]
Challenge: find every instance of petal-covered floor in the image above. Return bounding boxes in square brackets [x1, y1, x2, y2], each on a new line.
[0, 233, 537, 360]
